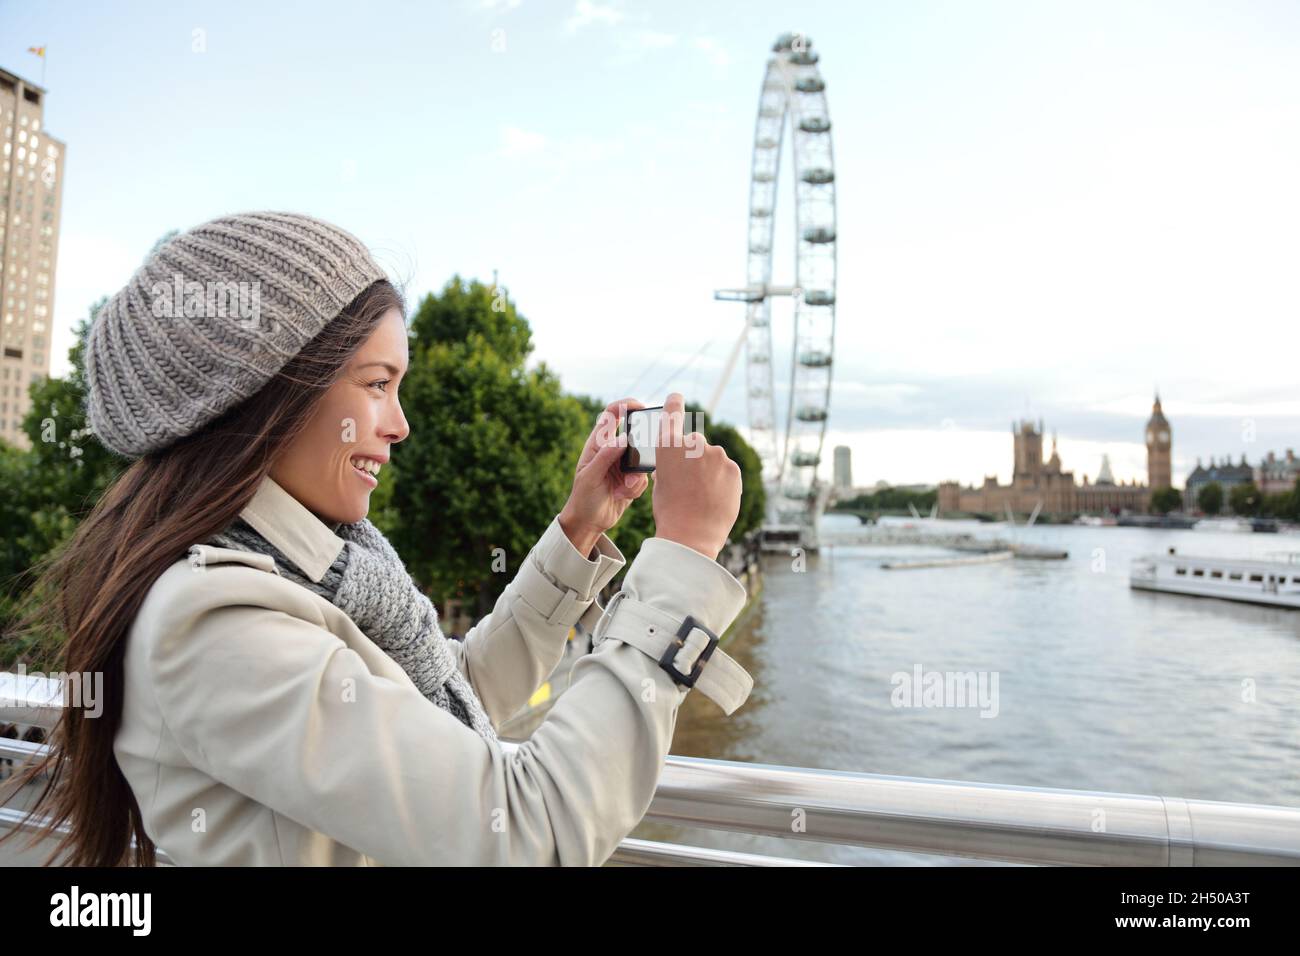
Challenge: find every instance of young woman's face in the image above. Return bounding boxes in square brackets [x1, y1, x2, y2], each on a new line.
[271, 306, 410, 525]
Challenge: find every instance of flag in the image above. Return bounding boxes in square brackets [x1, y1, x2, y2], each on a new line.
[28, 46, 46, 57]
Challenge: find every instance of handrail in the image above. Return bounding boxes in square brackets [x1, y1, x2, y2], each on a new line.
[5, 677, 1299, 866]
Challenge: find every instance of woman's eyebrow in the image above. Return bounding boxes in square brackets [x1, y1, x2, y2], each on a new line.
[356, 361, 406, 375]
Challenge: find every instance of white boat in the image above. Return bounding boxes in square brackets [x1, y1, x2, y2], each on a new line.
[1193, 517, 1253, 533]
[1130, 551, 1300, 609]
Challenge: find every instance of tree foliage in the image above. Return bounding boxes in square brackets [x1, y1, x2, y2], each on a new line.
[1, 301, 125, 654]
[1228, 481, 1260, 517]
[383, 276, 586, 618]
[1149, 486, 1182, 515]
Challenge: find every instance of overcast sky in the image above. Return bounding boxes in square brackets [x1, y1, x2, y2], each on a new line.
[3, 0, 1297, 486]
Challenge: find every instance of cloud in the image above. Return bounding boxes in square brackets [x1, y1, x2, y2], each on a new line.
[1085, 395, 1300, 418]
[564, 0, 624, 33]
[497, 126, 546, 157]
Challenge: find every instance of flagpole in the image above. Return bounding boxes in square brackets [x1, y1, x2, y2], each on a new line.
[42, 47, 47, 86]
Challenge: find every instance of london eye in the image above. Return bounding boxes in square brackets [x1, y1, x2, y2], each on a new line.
[714, 32, 837, 548]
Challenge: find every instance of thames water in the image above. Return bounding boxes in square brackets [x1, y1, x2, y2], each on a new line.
[631, 513, 1300, 864]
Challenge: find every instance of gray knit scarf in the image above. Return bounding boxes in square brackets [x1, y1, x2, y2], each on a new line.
[207, 516, 499, 744]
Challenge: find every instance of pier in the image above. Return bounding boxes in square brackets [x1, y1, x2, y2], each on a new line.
[774, 526, 1069, 560]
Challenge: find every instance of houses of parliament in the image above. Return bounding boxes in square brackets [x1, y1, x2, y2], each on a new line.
[937, 395, 1172, 516]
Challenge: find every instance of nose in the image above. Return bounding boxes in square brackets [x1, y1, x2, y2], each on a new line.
[384, 399, 410, 444]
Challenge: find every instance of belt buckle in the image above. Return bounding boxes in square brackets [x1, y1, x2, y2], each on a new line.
[658, 615, 718, 688]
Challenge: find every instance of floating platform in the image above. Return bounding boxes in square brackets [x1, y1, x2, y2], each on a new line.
[883, 550, 1014, 570]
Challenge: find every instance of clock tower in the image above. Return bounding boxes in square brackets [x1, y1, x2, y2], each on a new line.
[1145, 393, 1172, 489]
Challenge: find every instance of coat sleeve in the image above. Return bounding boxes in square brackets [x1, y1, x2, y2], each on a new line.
[447, 514, 625, 730]
[147, 534, 749, 866]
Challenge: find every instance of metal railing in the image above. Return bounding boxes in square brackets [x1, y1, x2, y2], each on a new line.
[5, 675, 1299, 866]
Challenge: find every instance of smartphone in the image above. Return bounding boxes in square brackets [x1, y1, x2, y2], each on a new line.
[621, 405, 663, 473]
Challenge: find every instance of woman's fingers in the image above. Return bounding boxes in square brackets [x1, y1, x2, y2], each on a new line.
[581, 397, 645, 463]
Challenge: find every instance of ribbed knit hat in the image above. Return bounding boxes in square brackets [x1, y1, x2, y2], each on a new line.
[84, 211, 388, 458]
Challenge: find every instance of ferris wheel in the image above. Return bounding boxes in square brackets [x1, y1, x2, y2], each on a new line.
[714, 32, 837, 546]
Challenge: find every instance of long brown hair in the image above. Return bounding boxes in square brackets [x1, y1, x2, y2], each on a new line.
[0, 278, 405, 866]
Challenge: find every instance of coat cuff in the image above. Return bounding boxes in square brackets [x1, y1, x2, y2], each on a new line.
[619, 537, 748, 638]
[534, 514, 625, 600]
[511, 515, 626, 630]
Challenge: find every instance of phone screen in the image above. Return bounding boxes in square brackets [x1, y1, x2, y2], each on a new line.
[621, 405, 663, 473]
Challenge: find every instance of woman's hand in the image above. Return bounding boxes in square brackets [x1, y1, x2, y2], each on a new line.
[558, 397, 651, 556]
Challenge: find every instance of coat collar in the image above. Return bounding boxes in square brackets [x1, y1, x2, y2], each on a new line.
[238, 474, 347, 584]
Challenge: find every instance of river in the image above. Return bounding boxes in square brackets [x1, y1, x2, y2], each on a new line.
[630, 514, 1300, 864]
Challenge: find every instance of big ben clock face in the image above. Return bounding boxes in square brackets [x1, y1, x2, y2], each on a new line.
[1147, 429, 1154, 444]
[1159, 430, 1169, 443]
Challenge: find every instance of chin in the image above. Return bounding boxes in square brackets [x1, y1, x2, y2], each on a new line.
[339, 498, 369, 525]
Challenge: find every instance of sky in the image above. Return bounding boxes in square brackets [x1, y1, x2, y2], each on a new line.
[2, 0, 1297, 488]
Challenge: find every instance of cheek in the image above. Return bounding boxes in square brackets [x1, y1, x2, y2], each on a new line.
[320, 394, 372, 448]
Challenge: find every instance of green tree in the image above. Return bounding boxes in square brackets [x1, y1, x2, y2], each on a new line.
[1149, 486, 1182, 515]
[1229, 481, 1260, 516]
[832, 486, 938, 515]
[1197, 481, 1223, 516]
[1260, 477, 1300, 521]
[408, 272, 531, 366]
[1, 302, 125, 641]
[385, 276, 589, 619]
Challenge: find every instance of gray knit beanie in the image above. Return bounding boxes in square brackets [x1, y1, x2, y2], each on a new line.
[84, 210, 388, 458]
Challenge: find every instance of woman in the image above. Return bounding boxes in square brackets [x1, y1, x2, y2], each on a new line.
[0, 211, 753, 866]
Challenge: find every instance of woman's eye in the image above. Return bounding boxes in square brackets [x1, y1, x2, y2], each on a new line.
[369, 379, 390, 392]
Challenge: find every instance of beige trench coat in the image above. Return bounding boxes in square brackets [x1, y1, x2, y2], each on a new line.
[114, 474, 752, 865]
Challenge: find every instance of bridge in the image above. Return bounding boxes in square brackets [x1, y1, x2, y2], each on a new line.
[3, 675, 1295, 865]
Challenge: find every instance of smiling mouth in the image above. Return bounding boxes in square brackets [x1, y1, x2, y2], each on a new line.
[350, 461, 379, 487]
